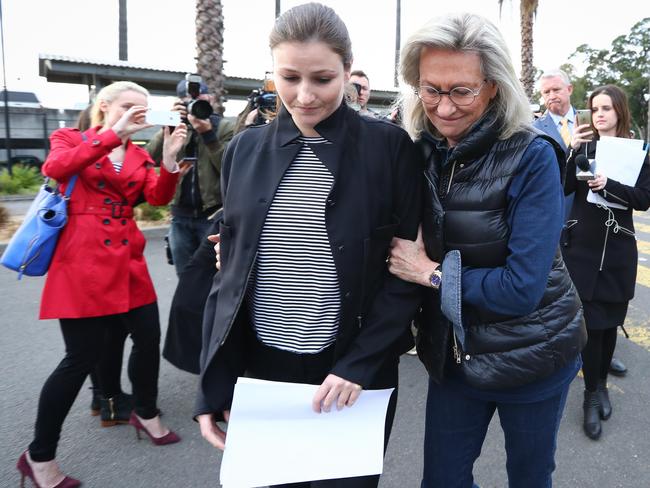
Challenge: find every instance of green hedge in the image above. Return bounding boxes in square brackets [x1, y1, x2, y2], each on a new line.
[0, 166, 43, 195]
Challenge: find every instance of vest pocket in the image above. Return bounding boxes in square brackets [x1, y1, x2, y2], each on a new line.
[561, 219, 578, 248]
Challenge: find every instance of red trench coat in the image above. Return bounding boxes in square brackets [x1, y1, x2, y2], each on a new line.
[39, 127, 179, 319]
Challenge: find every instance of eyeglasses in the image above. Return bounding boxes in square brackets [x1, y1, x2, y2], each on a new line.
[415, 80, 488, 106]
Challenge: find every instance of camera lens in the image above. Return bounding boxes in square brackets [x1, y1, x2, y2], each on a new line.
[187, 99, 213, 120]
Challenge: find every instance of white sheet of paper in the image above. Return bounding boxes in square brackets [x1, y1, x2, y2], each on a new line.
[219, 378, 394, 488]
[586, 136, 647, 209]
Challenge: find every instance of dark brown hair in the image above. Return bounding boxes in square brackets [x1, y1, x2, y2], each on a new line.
[589, 84, 631, 138]
[269, 2, 353, 69]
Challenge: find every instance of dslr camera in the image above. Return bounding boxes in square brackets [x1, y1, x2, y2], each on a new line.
[182, 73, 214, 120]
[249, 89, 277, 111]
[246, 72, 277, 126]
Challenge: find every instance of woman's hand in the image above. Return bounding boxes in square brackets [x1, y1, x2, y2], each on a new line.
[207, 234, 221, 270]
[388, 226, 440, 287]
[570, 123, 594, 150]
[312, 374, 362, 413]
[162, 125, 188, 173]
[197, 411, 230, 450]
[588, 173, 608, 192]
[111, 105, 152, 140]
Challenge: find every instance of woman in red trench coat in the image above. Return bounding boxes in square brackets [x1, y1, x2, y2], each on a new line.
[17, 81, 186, 488]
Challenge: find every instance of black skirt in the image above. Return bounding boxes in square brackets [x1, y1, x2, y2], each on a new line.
[582, 300, 628, 331]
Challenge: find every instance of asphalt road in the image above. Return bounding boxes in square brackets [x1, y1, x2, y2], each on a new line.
[1, 227, 649, 488]
[0, 195, 35, 217]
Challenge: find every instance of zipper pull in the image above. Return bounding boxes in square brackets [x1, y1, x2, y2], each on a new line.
[357, 315, 363, 329]
[452, 331, 461, 364]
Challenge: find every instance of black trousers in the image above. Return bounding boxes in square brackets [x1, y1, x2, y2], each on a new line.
[582, 327, 618, 391]
[89, 320, 128, 396]
[28, 302, 161, 461]
[247, 336, 399, 488]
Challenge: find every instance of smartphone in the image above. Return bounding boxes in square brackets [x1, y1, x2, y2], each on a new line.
[146, 110, 181, 126]
[179, 158, 196, 170]
[575, 109, 592, 126]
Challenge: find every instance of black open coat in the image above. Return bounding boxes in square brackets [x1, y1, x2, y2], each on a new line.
[194, 103, 423, 417]
[562, 141, 650, 303]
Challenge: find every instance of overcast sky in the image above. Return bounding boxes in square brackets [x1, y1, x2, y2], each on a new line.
[1, 0, 646, 114]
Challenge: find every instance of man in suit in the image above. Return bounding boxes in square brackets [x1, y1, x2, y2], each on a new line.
[533, 68, 575, 153]
[534, 68, 628, 377]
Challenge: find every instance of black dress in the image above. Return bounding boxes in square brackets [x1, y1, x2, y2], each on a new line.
[163, 215, 221, 373]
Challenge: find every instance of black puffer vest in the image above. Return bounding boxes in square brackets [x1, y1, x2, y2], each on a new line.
[417, 115, 587, 389]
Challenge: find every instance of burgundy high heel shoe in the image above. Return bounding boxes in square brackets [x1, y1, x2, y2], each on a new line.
[128, 412, 180, 446]
[16, 451, 81, 488]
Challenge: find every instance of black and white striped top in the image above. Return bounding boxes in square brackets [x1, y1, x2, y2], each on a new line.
[111, 160, 123, 173]
[247, 136, 341, 354]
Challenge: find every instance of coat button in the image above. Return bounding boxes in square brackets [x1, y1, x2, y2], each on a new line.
[95, 163, 101, 169]
[344, 292, 351, 299]
[104, 239, 111, 246]
[103, 219, 110, 225]
[104, 197, 111, 204]
[98, 181, 105, 189]
[121, 219, 127, 225]
[337, 245, 344, 252]
[92, 139, 101, 146]
[122, 239, 128, 245]
[127, 181, 136, 188]
[327, 199, 335, 207]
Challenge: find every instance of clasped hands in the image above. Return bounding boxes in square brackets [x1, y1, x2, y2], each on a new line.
[197, 374, 362, 450]
[387, 225, 440, 287]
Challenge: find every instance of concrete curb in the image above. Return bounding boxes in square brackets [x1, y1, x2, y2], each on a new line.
[0, 194, 38, 202]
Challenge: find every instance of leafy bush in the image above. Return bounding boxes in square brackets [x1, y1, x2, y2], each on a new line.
[0, 165, 43, 195]
[134, 203, 169, 222]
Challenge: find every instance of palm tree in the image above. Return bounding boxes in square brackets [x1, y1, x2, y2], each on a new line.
[118, 0, 127, 61]
[195, 0, 225, 114]
[499, 0, 539, 101]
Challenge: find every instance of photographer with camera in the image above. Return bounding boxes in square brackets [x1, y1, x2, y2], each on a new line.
[146, 74, 235, 276]
[234, 74, 278, 132]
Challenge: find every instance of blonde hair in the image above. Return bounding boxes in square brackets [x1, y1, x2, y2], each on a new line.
[90, 81, 149, 127]
[399, 13, 532, 141]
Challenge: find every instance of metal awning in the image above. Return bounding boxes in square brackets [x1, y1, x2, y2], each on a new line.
[38, 54, 398, 107]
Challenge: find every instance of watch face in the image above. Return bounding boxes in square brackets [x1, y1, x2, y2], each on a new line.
[430, 272, 442, 288]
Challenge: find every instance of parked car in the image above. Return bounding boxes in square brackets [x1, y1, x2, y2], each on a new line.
[0, 155, 44, 171]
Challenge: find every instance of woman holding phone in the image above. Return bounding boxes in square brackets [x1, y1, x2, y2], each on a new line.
[17, 81, 185, 488]
[564, 84, 650, 439]
[195, 3, 422, 486]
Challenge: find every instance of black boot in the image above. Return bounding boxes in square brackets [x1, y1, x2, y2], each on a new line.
[597, 380, 612, 420]
[583, 390, 602, 440]
[90, 387, 102, 416]
[609, 357, 627, 377]
[100, 392, 134, 427]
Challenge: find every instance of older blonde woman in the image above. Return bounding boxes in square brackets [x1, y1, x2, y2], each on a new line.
[388, 13, 586, 488]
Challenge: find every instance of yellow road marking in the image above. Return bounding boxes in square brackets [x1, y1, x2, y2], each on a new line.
[636, 264, 650, 289]
[622, 325, 650, 352]
[637, 239, 650, 255]
[634, 221, 650, 234]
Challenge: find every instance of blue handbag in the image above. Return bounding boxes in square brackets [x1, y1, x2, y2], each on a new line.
[1, 175, 78, 278]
